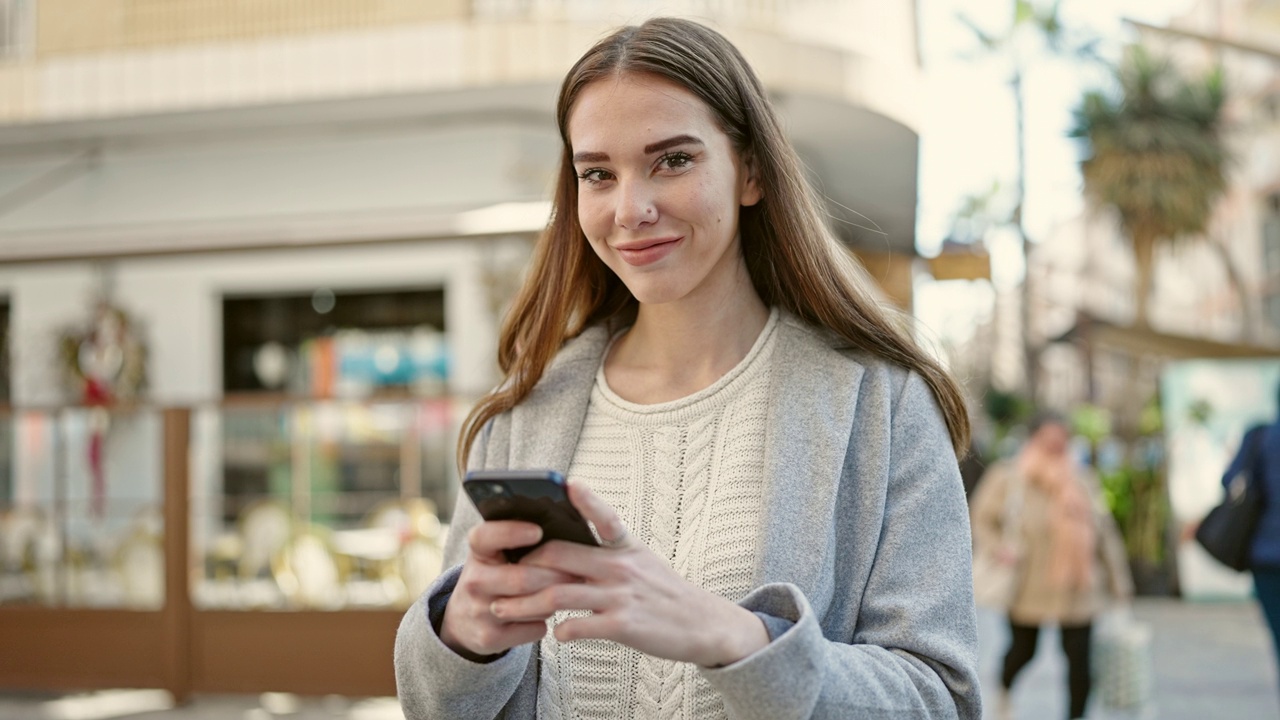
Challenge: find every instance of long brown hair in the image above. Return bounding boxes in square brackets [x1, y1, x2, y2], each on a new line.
[458, 17, 970, 469]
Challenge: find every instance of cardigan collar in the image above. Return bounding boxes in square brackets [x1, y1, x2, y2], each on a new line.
[504, 312, 866, 600]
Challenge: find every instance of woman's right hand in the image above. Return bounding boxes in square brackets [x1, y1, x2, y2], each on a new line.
[438, 521, 580, 662]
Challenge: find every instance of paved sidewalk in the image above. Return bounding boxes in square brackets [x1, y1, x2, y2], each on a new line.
[978, 599, 1280, 719]
[2, 599, 1277, 719]
[0, 693, 406, 720]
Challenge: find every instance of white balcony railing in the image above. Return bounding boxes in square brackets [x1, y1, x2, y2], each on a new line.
[472, 0, 788, 24]
[469, 0, 915, 61]
[0, 0, 916, 126]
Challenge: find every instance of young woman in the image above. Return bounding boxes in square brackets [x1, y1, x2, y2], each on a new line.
[395, 17, 980, 720]
[970, 414, 1132, 720]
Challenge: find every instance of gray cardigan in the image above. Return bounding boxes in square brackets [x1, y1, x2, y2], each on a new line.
[395, 313, 981, 719]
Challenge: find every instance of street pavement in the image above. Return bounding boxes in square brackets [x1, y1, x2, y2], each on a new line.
[978, 599, 1280, 719]
[1, 599, 1276, 719]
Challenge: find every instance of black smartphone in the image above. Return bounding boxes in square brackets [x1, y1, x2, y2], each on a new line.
[463, 470, 600, 562]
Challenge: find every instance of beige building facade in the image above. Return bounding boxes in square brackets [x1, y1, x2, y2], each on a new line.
[0, 1, 927, 405]
[0, 0, 929, 699]
[1025, 0, 1280, 416]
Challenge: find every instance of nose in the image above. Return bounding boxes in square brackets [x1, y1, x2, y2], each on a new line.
[614, 178, 658, 231]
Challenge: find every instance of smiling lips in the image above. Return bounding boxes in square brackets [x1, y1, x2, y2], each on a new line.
[615, 237, 683, 266]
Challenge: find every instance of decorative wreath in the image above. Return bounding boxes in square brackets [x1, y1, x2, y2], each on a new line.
[57, 303, 148, 518]
[58, 302, 147, 405]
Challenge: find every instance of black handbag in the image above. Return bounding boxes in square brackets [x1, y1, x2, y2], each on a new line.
[1196, 430, 1264, 572]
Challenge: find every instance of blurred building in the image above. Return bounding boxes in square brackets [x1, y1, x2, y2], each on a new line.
[1029, 0, 1280, 425]
[0, 0, 926, 700]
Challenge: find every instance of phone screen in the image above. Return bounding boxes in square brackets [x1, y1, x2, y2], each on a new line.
[463, 470, 599, 562]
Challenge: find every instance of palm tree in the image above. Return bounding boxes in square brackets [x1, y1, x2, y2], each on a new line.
[1073, 49, 1232, 592]
[1070, 45, 1231, 330]
[959, 0, 1097, 401]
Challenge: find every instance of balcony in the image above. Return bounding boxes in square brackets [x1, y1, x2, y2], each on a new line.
[0, 0, 922, 264]
[2, 0, 918, 127]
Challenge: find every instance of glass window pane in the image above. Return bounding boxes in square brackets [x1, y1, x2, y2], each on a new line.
[0, 408, 164, 609]
[191, 399, 453, 611]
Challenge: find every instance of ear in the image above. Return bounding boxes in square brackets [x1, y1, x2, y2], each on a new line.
[739, 153, 762, 208]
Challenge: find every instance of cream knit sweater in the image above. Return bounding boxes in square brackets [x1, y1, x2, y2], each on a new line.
[537, 310, 780, 720]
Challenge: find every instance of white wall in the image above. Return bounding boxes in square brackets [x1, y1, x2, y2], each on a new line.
[0, 237, 519, 548]
[0, 237, 515, 407]
[0, 121, 562, 262]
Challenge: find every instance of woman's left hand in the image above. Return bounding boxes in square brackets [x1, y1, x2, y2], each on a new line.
[488, 482, 770, 668]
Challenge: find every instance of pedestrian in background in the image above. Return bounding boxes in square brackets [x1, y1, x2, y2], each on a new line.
[393, 16, 981, 720]
[971, 412, 1133, 720]
[1218, 392, 1280, 699]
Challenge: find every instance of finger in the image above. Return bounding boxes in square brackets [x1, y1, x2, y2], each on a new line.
[467, 561, 581, 599]
[471, 621, 548, 655]
[503, 621, 551, 646]
[491, 583, 612, 623]
[469, 521, 543, 561]
[567, 482, 629, 547]
[552, 613, 624, 644]
[520, 539, 618, 580]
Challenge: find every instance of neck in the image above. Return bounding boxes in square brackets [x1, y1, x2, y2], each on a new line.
[606, 259, 770, 402]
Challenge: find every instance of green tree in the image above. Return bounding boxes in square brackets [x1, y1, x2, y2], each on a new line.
[1071, 50, 1229, 590]
[1070, 45, 1232, 330]
[958, 0, 1097, 401]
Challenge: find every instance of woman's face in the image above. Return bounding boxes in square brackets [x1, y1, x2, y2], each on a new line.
[1035, 424, 1071, 460]
[566, 72, 761, 306]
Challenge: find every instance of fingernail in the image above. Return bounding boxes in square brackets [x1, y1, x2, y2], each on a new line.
[525, 526, 543, 544]
[490, 601, 503, 617]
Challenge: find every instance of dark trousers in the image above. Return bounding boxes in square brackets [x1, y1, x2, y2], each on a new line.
[1254, 567, 1280, 690]
[1001, 618, 1093, 720]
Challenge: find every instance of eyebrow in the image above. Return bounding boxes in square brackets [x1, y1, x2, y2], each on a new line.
[571, 134, 704, 164]
[644, 134, 703, 155]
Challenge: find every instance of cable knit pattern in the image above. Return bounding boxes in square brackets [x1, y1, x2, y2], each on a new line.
[536, 310, 779, 720]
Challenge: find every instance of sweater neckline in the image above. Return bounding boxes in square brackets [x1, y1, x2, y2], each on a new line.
[592, 307, 780, 418]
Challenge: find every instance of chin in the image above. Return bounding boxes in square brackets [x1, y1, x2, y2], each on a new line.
[617, 276, 691, 307]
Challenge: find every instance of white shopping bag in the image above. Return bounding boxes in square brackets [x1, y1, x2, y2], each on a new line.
[1093, 608, 1153, 710]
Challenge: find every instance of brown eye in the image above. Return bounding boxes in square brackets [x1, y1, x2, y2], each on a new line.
[577, 168, 614, 185]
[659, 152, 693, 171]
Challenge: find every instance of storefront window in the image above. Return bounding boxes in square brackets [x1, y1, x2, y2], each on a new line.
[0, 408, 164, 609]
[205, 286, 454, 610]
[1262, 195, 1280, 331]
[190, 398, 454, 610]
[223, 288, 448, 398]
[0, 298, 9, 405]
